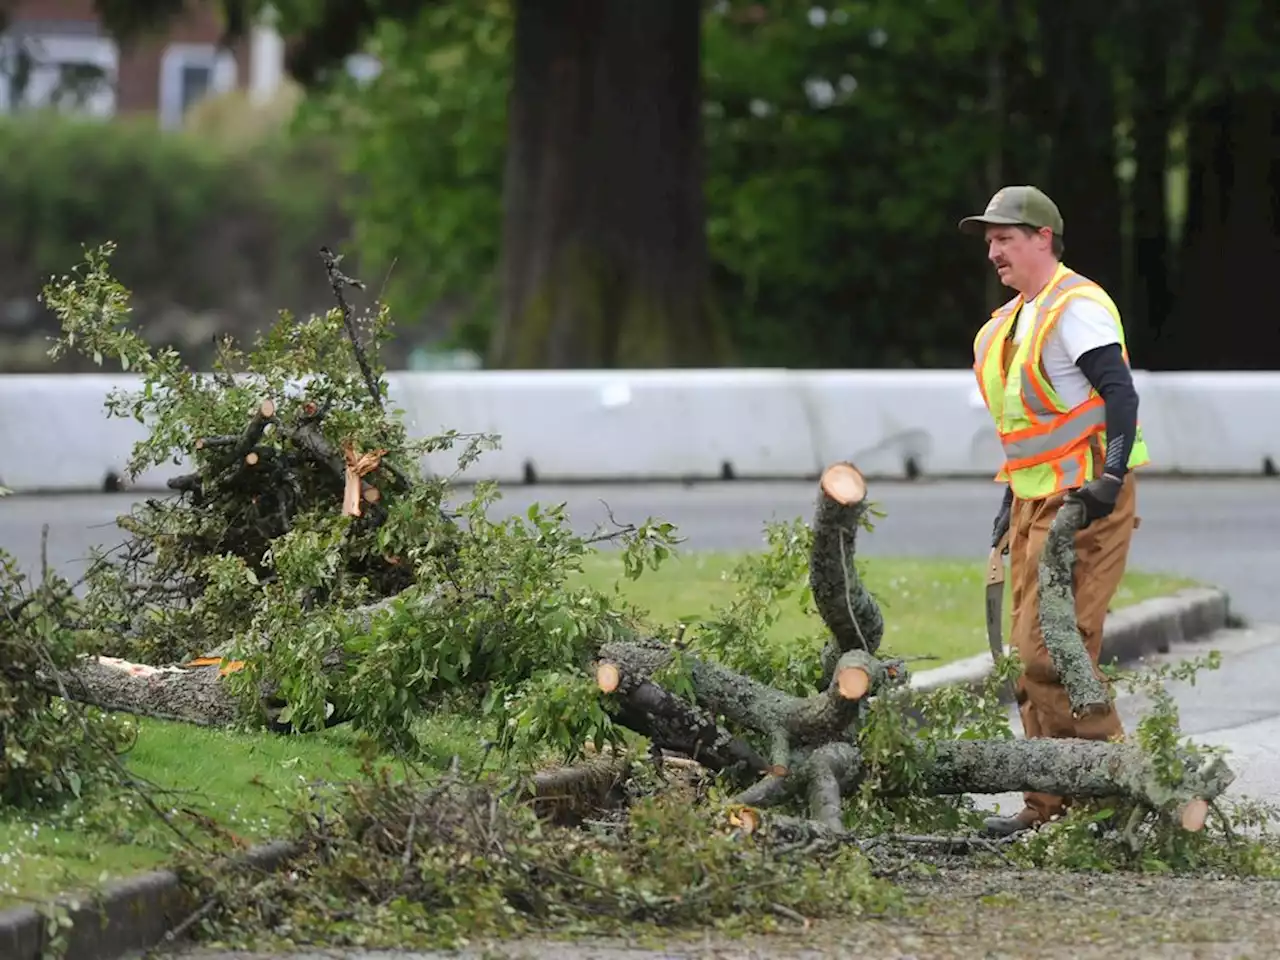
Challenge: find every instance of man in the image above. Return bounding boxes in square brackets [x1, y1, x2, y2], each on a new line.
[959, 185, 1149, 837]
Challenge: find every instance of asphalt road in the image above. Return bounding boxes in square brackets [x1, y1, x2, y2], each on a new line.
[2, 476, 1276, 618]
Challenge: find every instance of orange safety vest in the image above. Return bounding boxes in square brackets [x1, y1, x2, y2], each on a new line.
[972, 263, 1150, 499]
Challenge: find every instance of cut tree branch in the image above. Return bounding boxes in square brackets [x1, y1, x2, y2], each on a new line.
[1038, 497, 1111, 717]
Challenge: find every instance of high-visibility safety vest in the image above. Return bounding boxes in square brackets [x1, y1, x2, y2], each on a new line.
[972, 262, 1150, 500]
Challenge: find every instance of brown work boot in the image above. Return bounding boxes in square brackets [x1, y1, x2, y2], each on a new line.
[982, 806, 1042, 838]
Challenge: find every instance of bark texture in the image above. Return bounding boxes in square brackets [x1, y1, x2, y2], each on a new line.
[919, 737, 1233, 808]
[1037, 498, 1111, 717]
[808, 463, 886, 687]
[56, 657, 240, 727]
[489, 0, 726, 368]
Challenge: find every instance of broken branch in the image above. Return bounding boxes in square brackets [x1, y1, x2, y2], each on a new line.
[1038, 497, 1112, 717]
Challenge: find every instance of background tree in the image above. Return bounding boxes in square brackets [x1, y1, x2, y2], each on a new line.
[80, 0, 728, 369]
[7, 0, 1277, 371]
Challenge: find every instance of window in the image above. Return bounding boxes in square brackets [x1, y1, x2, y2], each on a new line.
[159, 43, 237, 129]
[0, 32, 119, 118]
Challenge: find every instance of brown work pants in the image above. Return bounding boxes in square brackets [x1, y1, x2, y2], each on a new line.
[1008, 451, 1138, 823]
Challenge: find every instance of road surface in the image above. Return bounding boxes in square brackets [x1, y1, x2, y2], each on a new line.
[1, 476, 1276, 618]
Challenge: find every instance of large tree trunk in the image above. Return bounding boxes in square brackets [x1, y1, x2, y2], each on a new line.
[1037, 0, 1125, 300]
[1126, 0, 1173, 365]
[489, 0, 727, 369]
[1167, 86, 1280, 369]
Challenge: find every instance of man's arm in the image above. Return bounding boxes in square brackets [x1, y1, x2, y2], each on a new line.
[1075, 344, 1138, 478]
[1057, 300, 1140, 479]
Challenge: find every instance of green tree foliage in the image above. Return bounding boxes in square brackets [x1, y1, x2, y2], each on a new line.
[295, 3, 510, 352]
[8, 0, 1278, 370]
[289, 0, 1279, 369]
[0, 551, 134, 809]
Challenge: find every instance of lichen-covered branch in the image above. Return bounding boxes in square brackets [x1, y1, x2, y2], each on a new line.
[596, 666, 767, 778]
[594, 637, 899, 766]
[799, 742, 864, 831]
[912, 737, 1235, 827]
[809, 463, 886, 688]
[1038, 497, 1111, 717]
[50, 657, 242, 727]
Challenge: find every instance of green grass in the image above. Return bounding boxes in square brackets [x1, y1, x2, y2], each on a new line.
[0, 712, 492, 909]
[573, 552, 1200, 670]
[0, 552, 1199, 908]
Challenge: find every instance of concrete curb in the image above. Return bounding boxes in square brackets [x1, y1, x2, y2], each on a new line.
[0, 840, 300, 960]
[910, 586, 1232, 696]
[0, 588, 1231, 960]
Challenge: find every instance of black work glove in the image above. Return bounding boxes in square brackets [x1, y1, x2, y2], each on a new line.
[1068, 473, 1123, 526]
[991, 485, 1013, 551]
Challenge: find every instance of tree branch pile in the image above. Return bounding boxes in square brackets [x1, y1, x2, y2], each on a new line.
[21, 243, 1239, 859]
[50, 460, 1233, 840]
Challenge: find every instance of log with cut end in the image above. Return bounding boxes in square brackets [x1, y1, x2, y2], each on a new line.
[594, 663, 768, 777]
[595, 638, 899, 762]
[52, 656, 242, 727]
[1038, 497, 1111, 717]
[195, 398, 277, 462]
[810, 463, 885, 683]
[726, 736, 1233, 836]
[912, 737, 1235, 830]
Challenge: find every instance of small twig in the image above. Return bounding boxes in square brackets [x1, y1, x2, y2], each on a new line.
[768, 902, 810, 927]
[319, 245, 382, 412]
[157, 895, 220, 949]
[402, 811, 418, 867]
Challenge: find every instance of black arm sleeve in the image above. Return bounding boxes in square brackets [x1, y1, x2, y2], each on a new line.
[1074, 343, 1139, 477]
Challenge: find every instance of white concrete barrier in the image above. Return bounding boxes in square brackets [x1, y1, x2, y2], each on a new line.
[2, 369, 1278, 492]
[386, 369, 820, 483]
[799, 370, 1001, 479]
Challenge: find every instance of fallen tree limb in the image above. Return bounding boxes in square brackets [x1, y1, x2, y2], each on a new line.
[809, 464, 885, 688]
[55, 657, 243, 728]
[913, 737, 1232, 830]
[595, 636, 903, 774]
[598, 668, 768, 778]
[1038, 497, 1112, 718]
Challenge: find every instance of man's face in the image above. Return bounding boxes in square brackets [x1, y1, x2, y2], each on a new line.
[984, 225, 1050, 290]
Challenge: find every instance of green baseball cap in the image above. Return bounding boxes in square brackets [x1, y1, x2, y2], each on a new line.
[958, 185, 1063, 236]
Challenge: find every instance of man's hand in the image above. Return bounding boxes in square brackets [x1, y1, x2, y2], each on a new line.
[991, 485, 1012, 550]
[1068, 474, 1123, 525]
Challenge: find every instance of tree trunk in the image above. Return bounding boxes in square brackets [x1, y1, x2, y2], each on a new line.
[1037, 0, 1125, 299]
[489, 0, 727, 369]
[1168, 86, 1280, 368]
[1127, 1, 1173, 366]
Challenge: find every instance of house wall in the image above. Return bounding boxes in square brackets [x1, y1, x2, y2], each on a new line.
[1, 0, 252, 126]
